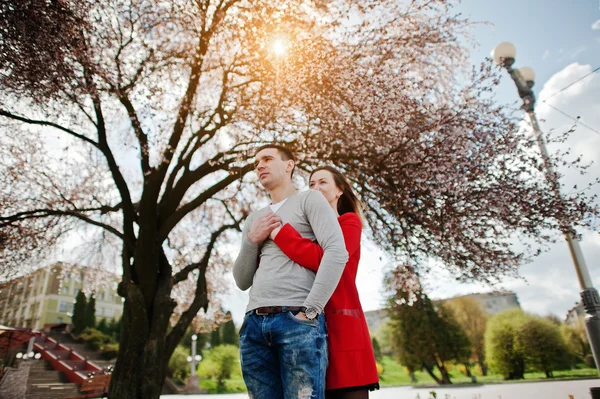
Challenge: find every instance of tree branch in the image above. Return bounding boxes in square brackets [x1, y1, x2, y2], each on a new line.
[157, 0, 239, 179]
[158, 163, 253, 241]
[160, 152, 235, 219]
[0, 109, 100, 148]
[162, 68, 235, 198]
[1, 208, 124, 240]
[165, 220, 237, 356]
[90, 90, 137, 252]
[116, 91, 151, 172]
[172, 222, 238, 285]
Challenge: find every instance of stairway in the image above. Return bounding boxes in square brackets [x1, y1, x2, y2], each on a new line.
[25, 360, 81, 399]
[47, 332, 103, 360]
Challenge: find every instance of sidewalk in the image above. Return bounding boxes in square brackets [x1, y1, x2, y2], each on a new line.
[161, 378, 600, 399]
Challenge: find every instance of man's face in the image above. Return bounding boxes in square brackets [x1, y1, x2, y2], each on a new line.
[254, 148, 293, 190]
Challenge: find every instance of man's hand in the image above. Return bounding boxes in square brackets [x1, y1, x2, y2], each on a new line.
[294, 311, 308, 320]
[248, 212, 282, 244]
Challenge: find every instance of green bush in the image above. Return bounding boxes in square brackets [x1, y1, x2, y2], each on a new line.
[198, 345, 241, 393]
[561, 320, 592, 366]
[486, 310, 571, 379]
[168, 345, 191, 381]
[79, 328, 114, 351]
[485, 309, 527, 379]
[100, 343, 119, 360]
[517, 317, 570, 377]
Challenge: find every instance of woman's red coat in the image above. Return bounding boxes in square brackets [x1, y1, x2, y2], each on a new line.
[274, 212, 379, 390]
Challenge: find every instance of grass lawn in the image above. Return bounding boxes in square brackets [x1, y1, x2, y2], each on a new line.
[378, 356, 598, 387]
[195, 355, 597, 393]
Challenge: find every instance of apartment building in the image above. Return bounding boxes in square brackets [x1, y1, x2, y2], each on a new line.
[565, 302, 585, 327]
[0, 263, 123, 330]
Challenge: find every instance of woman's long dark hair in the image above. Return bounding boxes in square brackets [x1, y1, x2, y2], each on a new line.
[310, 166, 363, 220]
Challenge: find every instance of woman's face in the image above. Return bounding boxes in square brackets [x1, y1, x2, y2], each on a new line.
[309, 170, 343, 210]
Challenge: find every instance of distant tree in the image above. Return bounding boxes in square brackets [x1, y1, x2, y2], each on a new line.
[221, 312, 238, 346]
[373, 322, 395, 357]
[371, 337, 383, 363]
[486, 309, 570, 379]
[110, 316, 122, 343]
[518, 316, 570, 377]
[389, 290, 471, 384]
[544, 314, 562, 327]
[445, 296, 489, 375]
[561, 319, 592, 366]
[72, 290, 87, 334]
[96, 318, 109, 335]
[210, 328, 221, 348]
[485, 309, 527, 380]
[84, 294, 96, 329]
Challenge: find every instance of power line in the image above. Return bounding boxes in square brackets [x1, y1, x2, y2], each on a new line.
[542, 66, 600, 103]
[542, 102, 600, 135]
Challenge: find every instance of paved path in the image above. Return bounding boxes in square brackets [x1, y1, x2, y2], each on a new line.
[162, 378, 600, 399]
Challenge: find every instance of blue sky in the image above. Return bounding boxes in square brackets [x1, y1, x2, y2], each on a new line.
[225, 1, 600, 326]
[458, 0, 600, 105]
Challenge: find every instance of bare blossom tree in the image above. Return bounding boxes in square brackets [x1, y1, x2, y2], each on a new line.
[1, 0, 598, 397]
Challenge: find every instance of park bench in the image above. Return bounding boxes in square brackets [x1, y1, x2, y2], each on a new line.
[66, 373, 111, 399]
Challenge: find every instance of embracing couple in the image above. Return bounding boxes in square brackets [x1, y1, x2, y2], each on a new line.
[233, 144, 379, 399]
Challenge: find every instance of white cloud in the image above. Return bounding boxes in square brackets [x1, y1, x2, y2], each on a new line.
[537, 63, 600, 174]
[592, 19, 600, 30]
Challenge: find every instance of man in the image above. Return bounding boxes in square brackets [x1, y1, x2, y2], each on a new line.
[233, 144, 348, 399]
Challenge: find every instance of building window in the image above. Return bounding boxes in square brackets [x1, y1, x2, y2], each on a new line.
[61, 285, 69, 294]
[57, 317, 63, 324]
[59, 302, 68, 312]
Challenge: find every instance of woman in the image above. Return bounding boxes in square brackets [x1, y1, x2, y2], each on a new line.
[270, 166, 379, 399]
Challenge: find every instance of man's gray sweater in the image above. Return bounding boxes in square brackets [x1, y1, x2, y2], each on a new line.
[233, 190, 348, 313]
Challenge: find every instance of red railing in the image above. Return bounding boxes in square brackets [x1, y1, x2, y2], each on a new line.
[33, 335, 103, 384]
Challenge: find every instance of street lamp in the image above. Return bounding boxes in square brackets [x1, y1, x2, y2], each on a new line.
[185, 334, 203, 393]
[492, 42, 600, 373]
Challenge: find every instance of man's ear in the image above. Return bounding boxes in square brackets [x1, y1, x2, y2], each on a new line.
[286, 160, 295, 173]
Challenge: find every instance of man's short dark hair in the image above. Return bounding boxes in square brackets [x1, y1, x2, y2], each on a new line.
[254, 144, 296, 178]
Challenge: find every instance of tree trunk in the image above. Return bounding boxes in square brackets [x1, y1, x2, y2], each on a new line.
[507, 358, 525, 380]
[463, 363, 472, 377]
[437, 364, 453, 385]
[478, 358, 488, 376]
[108, 246, 179, 399]
[109, 297, 168, 398]
[422, 364, 442, 385]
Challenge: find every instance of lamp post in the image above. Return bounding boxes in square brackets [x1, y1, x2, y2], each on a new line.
[492, 42, 600, 373]
[185, 334, 202, 393]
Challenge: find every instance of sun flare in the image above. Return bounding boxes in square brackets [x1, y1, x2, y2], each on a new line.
[272, 37, 288, 56]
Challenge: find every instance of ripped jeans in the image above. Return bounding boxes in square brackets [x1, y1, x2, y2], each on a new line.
[239, 310, 328, 399]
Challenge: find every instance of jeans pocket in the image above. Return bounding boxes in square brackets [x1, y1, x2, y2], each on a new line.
[287, 311, 319, 326]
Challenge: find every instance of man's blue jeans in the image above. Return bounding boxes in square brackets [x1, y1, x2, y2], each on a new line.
[239, 310, 328, 398]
